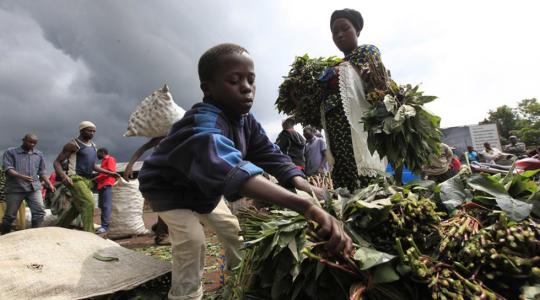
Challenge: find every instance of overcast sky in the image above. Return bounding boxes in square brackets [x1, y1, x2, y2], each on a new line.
[1, 0, 539, 169]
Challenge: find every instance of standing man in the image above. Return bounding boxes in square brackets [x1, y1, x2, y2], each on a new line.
[95, 148, 117, 234]
[1, 133, 55, 234]
[504, 136, 527, 157]
[53, 121, 119, 232]
[303, 126, 327, 177]
[422, 143, 454, 183]
[275, 118, 306, 171]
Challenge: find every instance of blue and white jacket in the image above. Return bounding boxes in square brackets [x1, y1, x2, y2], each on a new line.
[138, 100, 304, 213]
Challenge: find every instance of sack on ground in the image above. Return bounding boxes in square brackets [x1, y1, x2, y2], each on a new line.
[0, 227, 171, 300]
[108, 178, 150, 237]
[124, 84, 186, 137]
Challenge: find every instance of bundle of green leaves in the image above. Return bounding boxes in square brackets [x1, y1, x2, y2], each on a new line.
[349, 50, 442, 175]
[275, 55, 341, 129]
[216, 168, 540, 300]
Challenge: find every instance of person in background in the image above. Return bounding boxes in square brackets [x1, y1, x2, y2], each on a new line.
[95, 148, 117, 234]
[422, 143, 454, 183]
[275, 117, 306, 171]
[450, 154, 461, 176]
[504, 136, 527, 157]
[54, 121, 119, 232]
[481, 142, 504, 164]
[1, 133, 55, 234]
[303, 126, 327, 177]
[465, 146, 479, 163]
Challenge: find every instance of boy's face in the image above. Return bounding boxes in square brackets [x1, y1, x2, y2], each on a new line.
[204, 52, 256, 116]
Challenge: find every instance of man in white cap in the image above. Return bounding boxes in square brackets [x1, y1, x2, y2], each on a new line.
[53, 121, 119, 232]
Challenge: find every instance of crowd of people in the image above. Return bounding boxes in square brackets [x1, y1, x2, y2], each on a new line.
[420, 137, 531, 184]
[1, 122, 119, 235]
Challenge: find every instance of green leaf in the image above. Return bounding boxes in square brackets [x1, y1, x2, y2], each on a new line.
[353, 246, 395, 270]
[371, 263, 400, 284]
[521, 283, 540, 300]
[315, 261, 325, 280]
[93, 253, 119, 262]
[439, 175, 471, 211]
[468, 174, 532, 221]
[521, 169, 540, 178]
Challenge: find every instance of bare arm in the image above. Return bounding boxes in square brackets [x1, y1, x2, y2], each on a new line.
[6, 169, 33, 182]
[93, 165, 119, 177]
[40, 175, 55, 192]
[240, 175, 352, 256]
[123, 137, 163, 180]
[54, 142, 78, 187]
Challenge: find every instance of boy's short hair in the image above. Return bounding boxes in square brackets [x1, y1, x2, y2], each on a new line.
[198, 43, 249, 82]
[97, 147, 108, 155]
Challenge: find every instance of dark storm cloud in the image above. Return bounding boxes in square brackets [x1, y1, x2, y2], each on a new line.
[0, 0, 295, 168]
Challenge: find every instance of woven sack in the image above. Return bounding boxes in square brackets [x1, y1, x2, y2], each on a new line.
[124, 84, 186, 137]
[108, 178, 150, 238]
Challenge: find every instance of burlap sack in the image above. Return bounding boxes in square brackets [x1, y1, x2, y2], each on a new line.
[0, 227, 171, 299]
[124, 84, 186, 137]
[108, 178, 150, 238]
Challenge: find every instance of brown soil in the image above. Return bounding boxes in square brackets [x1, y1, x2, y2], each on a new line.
[94, 209, 223, 292]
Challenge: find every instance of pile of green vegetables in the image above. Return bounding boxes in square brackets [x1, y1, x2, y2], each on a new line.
[216, 168, 540, 300]
[275, 52, 441, 175]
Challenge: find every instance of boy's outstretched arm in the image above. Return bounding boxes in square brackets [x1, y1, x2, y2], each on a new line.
[240, 175, 353, 257]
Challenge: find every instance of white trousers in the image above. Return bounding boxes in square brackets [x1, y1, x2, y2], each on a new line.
[159, 199, 242, 300]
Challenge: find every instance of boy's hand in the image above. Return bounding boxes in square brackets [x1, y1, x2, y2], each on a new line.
[292, 176, 326, 200]
[304, 205, 353, 257]
[310, 186, 326, 200]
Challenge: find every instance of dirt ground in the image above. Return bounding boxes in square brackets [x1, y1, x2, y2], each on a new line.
[94, 209, 224, 294]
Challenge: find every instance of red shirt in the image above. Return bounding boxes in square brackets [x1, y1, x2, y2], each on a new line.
[451, 157, 461, 171]
[96, 155, 117, 190]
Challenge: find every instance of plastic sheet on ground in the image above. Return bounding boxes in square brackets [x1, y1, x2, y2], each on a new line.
[0, 227, 171, 300]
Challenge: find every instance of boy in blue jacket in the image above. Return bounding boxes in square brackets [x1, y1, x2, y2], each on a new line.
[139, 43, 352, 300]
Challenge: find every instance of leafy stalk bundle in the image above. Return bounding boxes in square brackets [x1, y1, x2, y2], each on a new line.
[217, 168, 540, 300]
[275, 55, 341, 128]
[307, 173, 334, 190]
[348, 50, 442, 175]
[343, 184, 445, 254]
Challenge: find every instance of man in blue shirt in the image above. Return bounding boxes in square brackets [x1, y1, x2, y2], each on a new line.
[466, 145, 480, 163]
[1, 133, 55, 234]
